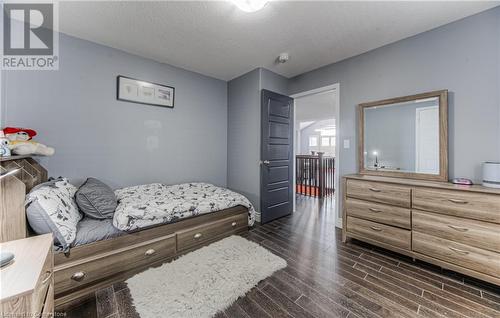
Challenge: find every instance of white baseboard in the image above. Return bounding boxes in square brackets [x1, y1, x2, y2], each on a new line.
[255, 211, 261, 223]
[336, 218, 343, 229]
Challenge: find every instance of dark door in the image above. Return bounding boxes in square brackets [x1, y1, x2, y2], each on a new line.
[260, 89, 294, 224]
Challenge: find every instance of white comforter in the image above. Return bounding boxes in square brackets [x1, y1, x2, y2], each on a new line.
[113, 183, 256, 231]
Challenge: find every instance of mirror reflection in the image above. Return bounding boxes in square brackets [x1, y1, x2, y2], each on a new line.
[363, 97, 440, 174]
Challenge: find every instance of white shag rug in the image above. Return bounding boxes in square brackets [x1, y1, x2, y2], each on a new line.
[126, 235, 287, 318]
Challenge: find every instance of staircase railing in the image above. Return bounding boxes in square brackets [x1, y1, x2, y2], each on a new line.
[296, 153, 335, 198]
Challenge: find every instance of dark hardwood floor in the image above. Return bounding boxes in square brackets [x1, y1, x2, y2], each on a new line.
[60, 196, 500, 318]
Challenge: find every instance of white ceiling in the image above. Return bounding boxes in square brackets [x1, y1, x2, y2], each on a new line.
[58, 1, 499, 81]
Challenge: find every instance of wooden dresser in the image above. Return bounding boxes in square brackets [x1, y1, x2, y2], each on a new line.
[0, 234, 54, 317]
[342, 174, 500, 285]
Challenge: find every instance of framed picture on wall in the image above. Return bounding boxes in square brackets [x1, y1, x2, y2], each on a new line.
[117, 76, 175, 108]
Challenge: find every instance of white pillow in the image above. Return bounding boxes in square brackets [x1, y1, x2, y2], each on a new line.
[26, 178, 82, 251]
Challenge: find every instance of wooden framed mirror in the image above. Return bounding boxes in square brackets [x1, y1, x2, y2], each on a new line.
[358, 90, 448, 181]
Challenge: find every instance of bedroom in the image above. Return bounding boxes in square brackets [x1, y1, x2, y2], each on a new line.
[1, 1, 499, 318]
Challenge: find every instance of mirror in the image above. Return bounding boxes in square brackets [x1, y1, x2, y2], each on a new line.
[359, 90, 448, 181]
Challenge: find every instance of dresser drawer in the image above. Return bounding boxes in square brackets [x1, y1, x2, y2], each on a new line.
[413, 210, 500, 253]
[346, 217, 411, 250]
[413, 188, 500, 224]
[346, 198, 410, 229]
[346, 180, 411, 208]
[177, 213, 248, 252]
[55, 234, 176, 294]
[413, 231, 500, 278]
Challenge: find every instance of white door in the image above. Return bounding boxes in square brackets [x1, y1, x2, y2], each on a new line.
[415, 106, 439, 174]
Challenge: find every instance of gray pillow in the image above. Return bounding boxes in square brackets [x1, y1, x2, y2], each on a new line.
[75, 178, 117, 219]
[26, 178, 82, 251]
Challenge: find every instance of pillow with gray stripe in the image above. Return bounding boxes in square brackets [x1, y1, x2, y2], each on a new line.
[75, 178, 117, 219]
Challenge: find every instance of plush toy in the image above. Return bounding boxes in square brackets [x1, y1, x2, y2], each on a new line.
[0, 131, 11, 157]
[2, 127, 55, 156]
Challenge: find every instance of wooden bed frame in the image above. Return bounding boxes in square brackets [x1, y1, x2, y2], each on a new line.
[0, 157, 249, 308]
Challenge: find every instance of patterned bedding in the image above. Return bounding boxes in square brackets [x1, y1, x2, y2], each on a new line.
[113, 183, 256, 231]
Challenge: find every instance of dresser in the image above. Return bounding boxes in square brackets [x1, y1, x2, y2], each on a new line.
[342, 175, 500, 285]
[0, 234, 54, 317]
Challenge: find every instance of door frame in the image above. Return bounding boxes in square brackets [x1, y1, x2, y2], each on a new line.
[291, 83, 341, 228]
[415, 105, 440, 174]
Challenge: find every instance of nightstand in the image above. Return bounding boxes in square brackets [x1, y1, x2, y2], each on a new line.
[0, 234, 54, 317]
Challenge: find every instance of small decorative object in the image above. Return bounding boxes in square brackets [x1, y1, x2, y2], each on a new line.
[3, 127, 55, 156]
[482, 161, 500, 188]
[451, 178, 473, 186]
[117, 76, 175, 108]
[0, 131, 11, 157]
[0, 251, 14, 267]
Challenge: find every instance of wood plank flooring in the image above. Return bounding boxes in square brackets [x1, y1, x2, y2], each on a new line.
[59, 196, 500, 318]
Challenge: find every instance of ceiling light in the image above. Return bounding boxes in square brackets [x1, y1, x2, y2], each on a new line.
[230, 0, 268, 13]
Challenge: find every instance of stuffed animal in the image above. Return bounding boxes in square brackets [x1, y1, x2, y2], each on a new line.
[0, 131, 11, 157]
[2, 127, 55, 156]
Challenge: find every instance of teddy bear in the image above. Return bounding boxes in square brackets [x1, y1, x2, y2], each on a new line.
[0, 131, 11, 157]
[2, 127, 55, 156]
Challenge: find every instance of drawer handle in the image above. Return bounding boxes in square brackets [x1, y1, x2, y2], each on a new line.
[369, 187, 381, 192]
[368, 208, 382, 213]
[448, 246, 470, 255]
[194, 233, 202, 239]
[448, 225, 469, 232]
[41, 271, 52, 284]
[145, 249, 156, 256]
[71, 271, 86, 282]
[448, 199, 468, 204]
[231, 222, 237, 227]
[370, 226, 383, 232]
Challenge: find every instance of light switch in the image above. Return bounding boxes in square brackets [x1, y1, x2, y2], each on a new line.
[343, 139, 350, 149]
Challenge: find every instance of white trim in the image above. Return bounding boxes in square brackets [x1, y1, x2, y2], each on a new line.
[291, 83, 342, 229]
[415, 105, 439, 174]
[254, 211, 261, 223]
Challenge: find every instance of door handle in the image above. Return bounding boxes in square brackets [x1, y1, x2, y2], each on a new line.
[448, 199, 468, 204]
[260, 160, 270, 165]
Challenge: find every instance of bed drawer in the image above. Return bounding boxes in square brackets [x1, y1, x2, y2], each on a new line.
[346, 198, 410, 229]
[413, 231, 500, 278]
[55, 234, 176, 294]
[346, 180, 411, 208]
[413, 210, 500, 253]
[346, 216, 411, 250]
[413, 188, 500, 224]
[177, 213, 248, 252]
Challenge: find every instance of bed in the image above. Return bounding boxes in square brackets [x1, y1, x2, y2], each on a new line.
[0, 157, 253, 308]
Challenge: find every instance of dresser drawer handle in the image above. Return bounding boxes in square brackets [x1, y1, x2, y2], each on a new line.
[369, 188, 381, 192]
[368, 208, 382, 213]
[448, 199, 468, 204]
[194, 233, 202, 239]
[370, 226, 383, 232]
[145, 249, 156, 256]
[41, 271, 52, 284]
[448, 225, 469, 232]
[71, 271, 86, 282]
[448, 246, 469, 255]
[231, 222, 237, 227]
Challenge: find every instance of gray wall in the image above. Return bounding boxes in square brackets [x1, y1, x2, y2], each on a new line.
[289, 7, 500, 185]
[2, 32, 228, 188]
[227, 69, 261, 209]
[227, 68, 288, 211]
